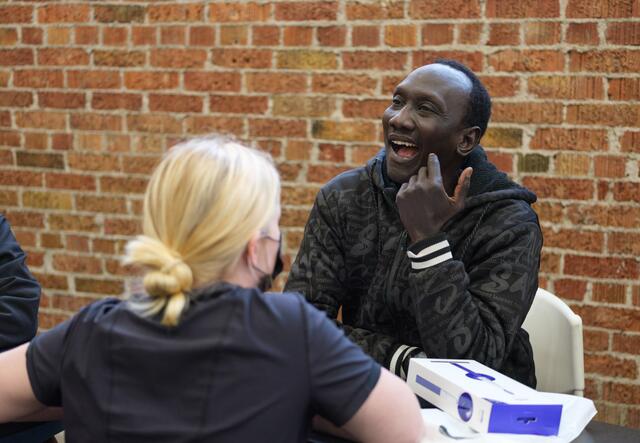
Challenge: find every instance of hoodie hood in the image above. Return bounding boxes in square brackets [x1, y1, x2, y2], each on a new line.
[367, 146, 537, 211]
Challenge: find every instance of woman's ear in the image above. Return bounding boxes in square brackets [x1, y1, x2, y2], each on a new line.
[244, 231, 261, 266]
[457, 126, 481, 157]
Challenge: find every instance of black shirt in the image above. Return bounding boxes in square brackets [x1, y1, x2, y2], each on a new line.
[26, 284, 380, 443]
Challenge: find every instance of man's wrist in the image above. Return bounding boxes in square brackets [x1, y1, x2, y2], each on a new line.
[406, 232, 453, 271]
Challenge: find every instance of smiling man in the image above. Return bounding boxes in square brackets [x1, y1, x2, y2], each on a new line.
[285, 60, 542, 388]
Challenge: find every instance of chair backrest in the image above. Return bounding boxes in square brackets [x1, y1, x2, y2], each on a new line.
[522, 288, 585, 396]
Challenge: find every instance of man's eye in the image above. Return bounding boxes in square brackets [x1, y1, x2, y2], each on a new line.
[391, 97, 403, 107]
[418, 104, 435, 113]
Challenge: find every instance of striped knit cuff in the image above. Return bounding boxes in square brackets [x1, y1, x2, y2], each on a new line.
[389, 345, 426, 380]
[406, 233, 452, 271]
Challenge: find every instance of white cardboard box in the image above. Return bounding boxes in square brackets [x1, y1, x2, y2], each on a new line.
[407, 359, 563, 436]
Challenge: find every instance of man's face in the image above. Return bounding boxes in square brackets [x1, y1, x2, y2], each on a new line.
[382, 64, 472, 184]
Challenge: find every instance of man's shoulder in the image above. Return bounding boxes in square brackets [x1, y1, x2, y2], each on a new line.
[320, 165, 370, 195]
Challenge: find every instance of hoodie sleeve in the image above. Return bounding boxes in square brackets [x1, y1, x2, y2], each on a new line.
[0, 215, 41, 352]
[407, 202, 542, 385]
[285, 189, 401, 367]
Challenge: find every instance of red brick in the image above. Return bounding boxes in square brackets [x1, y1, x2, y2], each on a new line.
[278, 50, 336, 70]
[151, 49, 206, 69]
[189, 26, 215, 46]
[522, 177, 593, 200]
[22, 27, 43, 45]
[53, 254, 102, 274]
[126, 115, 182, 134]
[220, 25, 248, 45]
[609, 78, 640, 101]
[92, 239, 118, 254]
[488, 23, 520, 46]
[132, 26, 156, 46]
[317, 26, 346, 47]
[33, 273, 67, 290]
[70, 114, 121, 131]
[273, 96, 335, 117]
[0, 111, 9, 127]
[38, 48, 88, 66]
[38, 4, 89, 23]
[210, 95, 268, 114]
[457, 23, 482, 44]
[571, 104, 640, 126]
[39, 92, 85, 109]
[342, 99, 388, 119]
[613, 182, 640, 203]
[103, 27, 128, 46]
[528, 76, 603, 99]
[567, 0, 639, 18]
[487, 0, 560, 17]
[585, 354, 637, 379]
[568, 204, 640, 229]
[613, 333, 640, 355]
[47, 28, 71, 45]
[531, 128, 607, 151]
[0, 91, 32, 107]
[602, 382, 640, 404]
[4, 211, 44, 228]
[490, 50, 564, 71]
[570, 50, 640, 73]
[0, 28, 18, 46]
[566, 23, 599, 45]
[493, 103, 563, 124]
[479, 76, 519, 97]
[100, 176, 148, 194]
[124, 72, 178, 90]
[422, 24, 453, 45]
[0, 190, 17, 207]
[0, 49, 33, 66]
[564, 255, 639, 279]
[307, 165, 351, 184]
[410, 0, 480, 18]
[543, 227, 604, 253]
[0, 130, 20, 147]
[352, 26, 380, 47]
[621, 131, 640, 153]
[607, 22, 640, 45]
[283, 26, 312, 46]
[10, 70, 60, 88]
[554, 278, 587, 301]
[249, 118, 307, 138]
[76, 195, 127, 214]
[94, 50, 144, 67]
[210, 2, 271, 22]
[213, 48, 271, 68]
[312, 120, 377, 142]
[184, 71, 240, 92]
[592, 282, 628, 304]
[0, 6, 33, 24]
[46, 172, 96, 191]
[183, 116, 244, 135]
[583, 329, 609, 352]
[92, 93, 142, 111]
[148, 3, 203, 22]
[413, 51, 482, 71]
[67, 153, 120, 172]
[75, 26, 98, 45]
[385, 25, 417, 47]
[319, 144, 345, 162]
[16, 152, 64, 170]
[24, 133, 48, 150]
[525, 22, 561, 45]
[252, 26, 279, 45]
[594, 156, 626, 178]
[0, 149, 12, 165]
[248, 73, 306, 93]
[609, 232, 640, 256]
[346, 1, 404, 19]
[344, 51, 407, 70]
[149, 94, 203, 113]
[94, 5, 145, 23]
[75, 277, 123, 295]
[16, 111, 66, 130]
[486, 151, 514, 173]
[282, 184, 318, 204]
[275, 2, 337, 21]
[68, 70, 120, 89]
[105, 218, 141, 236]
[121, 155, 159, 175]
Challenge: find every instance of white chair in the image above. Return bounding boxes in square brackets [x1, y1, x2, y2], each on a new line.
[522, 288, 585, 396]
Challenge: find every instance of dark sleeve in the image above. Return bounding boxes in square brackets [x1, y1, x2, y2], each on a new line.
[285, 189, 400, 370]
[409, 211, 542, 374]
[0, 215, 40, 352]
[301, 297, 381, 427]
[25, 317, 76, 407]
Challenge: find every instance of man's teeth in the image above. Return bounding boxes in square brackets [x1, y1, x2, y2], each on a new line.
[393, 140, 416, 148]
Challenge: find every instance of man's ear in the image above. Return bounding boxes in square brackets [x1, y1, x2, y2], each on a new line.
[457, 126, 481, 157]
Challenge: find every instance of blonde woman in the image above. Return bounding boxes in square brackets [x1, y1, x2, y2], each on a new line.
[0, 136, 424, 443]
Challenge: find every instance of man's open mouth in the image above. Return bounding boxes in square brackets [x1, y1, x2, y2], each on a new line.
[390, 139, 418, 159]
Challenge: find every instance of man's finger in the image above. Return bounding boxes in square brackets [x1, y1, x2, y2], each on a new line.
[453, 167, 473, 203]
[417, 166, 427, 182]
[427, 154, 442, 182]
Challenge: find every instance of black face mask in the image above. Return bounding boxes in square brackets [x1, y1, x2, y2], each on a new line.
[255, 236, 283, 292]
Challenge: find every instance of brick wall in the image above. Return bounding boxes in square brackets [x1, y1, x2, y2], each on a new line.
[0, 0, 639, 428]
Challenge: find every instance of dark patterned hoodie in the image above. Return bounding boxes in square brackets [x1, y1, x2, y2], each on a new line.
[285, 146, 542, 388]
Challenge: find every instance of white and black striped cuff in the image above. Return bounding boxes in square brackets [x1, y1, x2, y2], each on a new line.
[389, 345, 426, 380]
[406, 233, 452, 271]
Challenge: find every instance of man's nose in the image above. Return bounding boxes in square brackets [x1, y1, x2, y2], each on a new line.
[389, 106, 414, 131]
